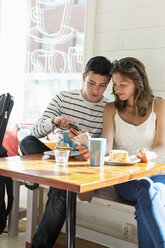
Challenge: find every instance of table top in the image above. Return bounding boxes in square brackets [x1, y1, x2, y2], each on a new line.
[0, 154, 165, 193]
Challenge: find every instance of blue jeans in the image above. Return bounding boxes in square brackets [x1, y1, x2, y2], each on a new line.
[20, 135, 67, 248]
[32, 187, 66, 248]
[114, 176, 165, 248]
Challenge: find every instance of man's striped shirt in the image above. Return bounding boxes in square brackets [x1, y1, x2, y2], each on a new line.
[32, 89, 110, 138]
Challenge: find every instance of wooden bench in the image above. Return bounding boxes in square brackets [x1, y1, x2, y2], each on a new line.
[8, 181, 135, 243]
[93, 186, 135, 213]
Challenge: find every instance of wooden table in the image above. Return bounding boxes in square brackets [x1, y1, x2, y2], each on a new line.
[0, 154, 165, 248]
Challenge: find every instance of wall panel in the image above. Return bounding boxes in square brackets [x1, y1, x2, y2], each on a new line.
[95, 27, 165, 52]
[97, 0, 164, 13]
[95, 48, 165, 69]
[96, 5, 165, 33]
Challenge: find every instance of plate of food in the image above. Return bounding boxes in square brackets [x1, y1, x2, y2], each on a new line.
[44, 150, 80, 158]
[104, 149, 141, 165]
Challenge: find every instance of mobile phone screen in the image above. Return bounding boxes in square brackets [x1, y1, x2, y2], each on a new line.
[68, 122, 80, 131]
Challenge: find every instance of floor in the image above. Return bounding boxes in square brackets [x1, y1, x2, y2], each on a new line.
[0, 232, 26, 248]
[0, 232, 108, 248]
[0, 220, 26, 248]
[0, 220, 108, 248]
[2, 187, 108, 248]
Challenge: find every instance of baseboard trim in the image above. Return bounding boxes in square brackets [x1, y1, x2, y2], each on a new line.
[78, 226, 138, 248]
[62, 225, 138, 248]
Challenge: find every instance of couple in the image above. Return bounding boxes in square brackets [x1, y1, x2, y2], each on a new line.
[21, 56, 165, 248]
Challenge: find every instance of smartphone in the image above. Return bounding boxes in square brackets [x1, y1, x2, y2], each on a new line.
[68, 122, 80, 131]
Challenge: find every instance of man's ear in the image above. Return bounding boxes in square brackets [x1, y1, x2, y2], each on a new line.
[82, 72, 86, 82]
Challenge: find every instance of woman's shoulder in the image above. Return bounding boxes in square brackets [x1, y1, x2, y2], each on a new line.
[154, 97, 165, 107]
[104, 101, 116, 115]
[154, 96, 165, 102]
[105, 101, 115, 109]
[154, 97, 165, 114]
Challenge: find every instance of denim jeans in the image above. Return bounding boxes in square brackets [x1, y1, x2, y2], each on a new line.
[20, 135, 67, 248]
[32, 187, 66, 248]
[114, 175, 165, 248]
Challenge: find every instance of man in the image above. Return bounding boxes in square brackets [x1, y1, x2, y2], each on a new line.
[20, 56, 111, 248]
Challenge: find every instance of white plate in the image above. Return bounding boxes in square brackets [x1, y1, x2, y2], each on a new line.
[44, 150, 80, 158]
[104, 155, 141, 165]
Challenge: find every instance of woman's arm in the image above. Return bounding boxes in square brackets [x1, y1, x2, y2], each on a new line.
[152, 98, 165, 158]
[102, 102, 116, 155]
[137, 98, 165, 162]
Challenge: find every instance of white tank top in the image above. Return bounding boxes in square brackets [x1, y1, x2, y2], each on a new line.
[114, 101, 156, 156]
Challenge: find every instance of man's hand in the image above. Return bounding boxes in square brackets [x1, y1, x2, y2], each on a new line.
[53, 116, 76, 129]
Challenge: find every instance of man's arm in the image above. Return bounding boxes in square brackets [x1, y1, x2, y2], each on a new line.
[32, 93, 62, 138]
[32, 92, 78, 138]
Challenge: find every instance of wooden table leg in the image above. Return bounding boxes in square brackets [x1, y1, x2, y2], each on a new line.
[8, 180, 20, 236]
[65, 191, 77, 248]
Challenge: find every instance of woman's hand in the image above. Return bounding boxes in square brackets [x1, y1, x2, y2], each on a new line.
[136, 148, 157, 162]
[72, 130, 90, 148]
[76, 144, 89, 160]
[69, 130, 90, 161]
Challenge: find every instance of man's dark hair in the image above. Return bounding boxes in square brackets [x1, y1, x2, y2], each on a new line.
[85, 56, 111, 76]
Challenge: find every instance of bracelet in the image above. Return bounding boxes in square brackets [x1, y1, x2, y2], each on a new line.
[150, 151, 157, 160]
[51, 116, 60, 128]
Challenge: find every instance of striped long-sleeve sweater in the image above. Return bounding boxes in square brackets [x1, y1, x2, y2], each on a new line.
[32, 89, 110, 138]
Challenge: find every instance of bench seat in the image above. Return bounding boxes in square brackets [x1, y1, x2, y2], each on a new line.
[93, 187, 135, 212]
[9, 181, 135, 243]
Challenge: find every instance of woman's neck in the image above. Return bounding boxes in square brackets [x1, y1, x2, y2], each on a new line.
[125, 99, 135, 114]
[126, 97, 134, 107]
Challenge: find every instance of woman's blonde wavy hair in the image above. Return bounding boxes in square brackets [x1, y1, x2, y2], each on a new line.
[110, 57, 153, 116]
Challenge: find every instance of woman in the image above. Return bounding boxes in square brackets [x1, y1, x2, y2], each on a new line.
[72, 57, 165, 247]
[102, 57, 165, 248]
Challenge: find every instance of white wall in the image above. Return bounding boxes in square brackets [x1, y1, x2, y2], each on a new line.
[84, 0, 165, 99]
[79, 0, 165, 246]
